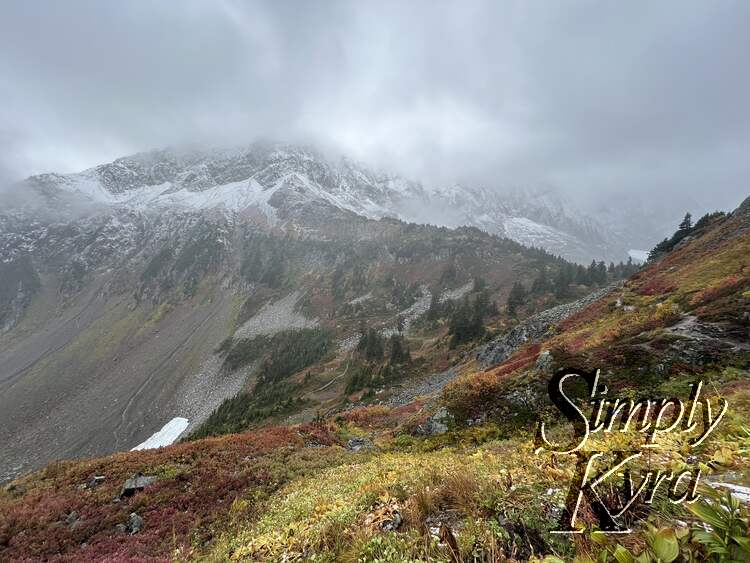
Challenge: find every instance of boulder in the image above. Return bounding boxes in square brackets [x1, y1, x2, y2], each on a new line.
[119, 473, 156, 498]
[534, 350, 554, 374]
[128, 512, 144, 534]
[417, 407, 451, 436]
[346, 437, 373, 452]
[3, 482, 26, 496]
[381, 511, 402, 531]
[88, 475, 106, 488]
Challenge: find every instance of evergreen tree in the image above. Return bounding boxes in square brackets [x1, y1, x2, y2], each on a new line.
[473, 288, 492, 318]
[507, 282, 526, 315]
[440, 263, 458, 287]
[575, 264, 588, 285]
[554, 267, 569, 298]
[473, 276, 487, 292]
[357, 328, 384, 362]
[426, 289, 441, 321]
[595, 261, 607, 285]
[532, 267, 548, 294]
[448, 298, 484, 347]
[332, 265, 345, 301]
[388, 334, 410, 365]
[678, 212, 693, 232]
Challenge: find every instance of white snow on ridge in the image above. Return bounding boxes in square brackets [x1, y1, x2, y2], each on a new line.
[131, 417, 189, 451]
[503, 216, 568, 245]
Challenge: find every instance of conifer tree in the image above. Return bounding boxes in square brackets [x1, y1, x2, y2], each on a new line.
[507, 282, 526, 315]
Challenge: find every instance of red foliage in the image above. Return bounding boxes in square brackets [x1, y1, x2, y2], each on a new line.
[634, 276, 677, 297]
[690, 274, 749, 307]
[339, 401, 426, 430]
[557, 299, 610, 332]
[486, 343, 541, 379]
[0, 425, 340, 562]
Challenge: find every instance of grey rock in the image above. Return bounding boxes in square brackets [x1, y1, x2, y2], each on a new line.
[417, 407, 451, 436]
[346, 437, 373, 452]
[383, 365, 460, 408]
[535, 350, 554, 374]
[119, 473, 156, 498]
[128, 512, 144, 534]
[381, 511, 402, 531]
[88, 475, 106, 488]
[115, 524, 128, 534]
[65, 511, 80, 527]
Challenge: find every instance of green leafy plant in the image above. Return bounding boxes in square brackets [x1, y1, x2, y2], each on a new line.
[688, 488, 750, 562]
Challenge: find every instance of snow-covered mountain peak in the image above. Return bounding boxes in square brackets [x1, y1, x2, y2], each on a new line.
[13, 143, 643, 262]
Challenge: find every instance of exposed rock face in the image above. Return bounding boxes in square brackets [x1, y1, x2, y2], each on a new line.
[12, 143, 634, 263]
[0, 255, 40, 333]
[476, 284, 620, 368]
[663, 315, 750, 365]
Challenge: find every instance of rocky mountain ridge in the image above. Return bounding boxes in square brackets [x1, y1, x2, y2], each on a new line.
[14, 142, 639, 262]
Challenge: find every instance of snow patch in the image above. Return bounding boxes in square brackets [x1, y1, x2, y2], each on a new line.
[131, 417, 189, 451]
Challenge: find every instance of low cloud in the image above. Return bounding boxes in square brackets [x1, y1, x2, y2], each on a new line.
[0, 1, 747, 215]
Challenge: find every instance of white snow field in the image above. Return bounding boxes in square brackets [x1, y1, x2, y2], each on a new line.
[131, 417, 190, 451]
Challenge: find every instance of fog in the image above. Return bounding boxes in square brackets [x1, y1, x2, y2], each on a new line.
[1, 1, 748, 213]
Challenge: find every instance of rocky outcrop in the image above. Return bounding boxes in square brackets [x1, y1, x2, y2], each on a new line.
[119, 474, 156, 498]
[384, 366, 460, 407]
[476, 284, 620, 368]
[663, 315, 750, 365]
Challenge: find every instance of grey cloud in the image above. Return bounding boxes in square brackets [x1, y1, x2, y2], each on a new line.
[0, 0, 747, 214]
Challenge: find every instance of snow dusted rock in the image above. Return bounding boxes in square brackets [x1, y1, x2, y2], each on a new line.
[12, 142, 632, 263]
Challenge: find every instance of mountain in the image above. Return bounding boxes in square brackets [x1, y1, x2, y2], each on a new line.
[0, 193, 747, 561]
[15, 143, 635, 263]
[4, 141, 641, 483]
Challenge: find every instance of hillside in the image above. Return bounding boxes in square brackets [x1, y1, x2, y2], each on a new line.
[0, 204, 624, 483]
[0, 144, 642, 484]
[1, 196, 747, 561]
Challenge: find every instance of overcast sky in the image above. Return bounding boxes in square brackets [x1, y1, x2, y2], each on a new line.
[0, 1, 748, 211]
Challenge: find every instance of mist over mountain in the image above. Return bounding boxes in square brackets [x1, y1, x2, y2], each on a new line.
[2, 3, 750, 560]
[5, 142, 673, 264]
